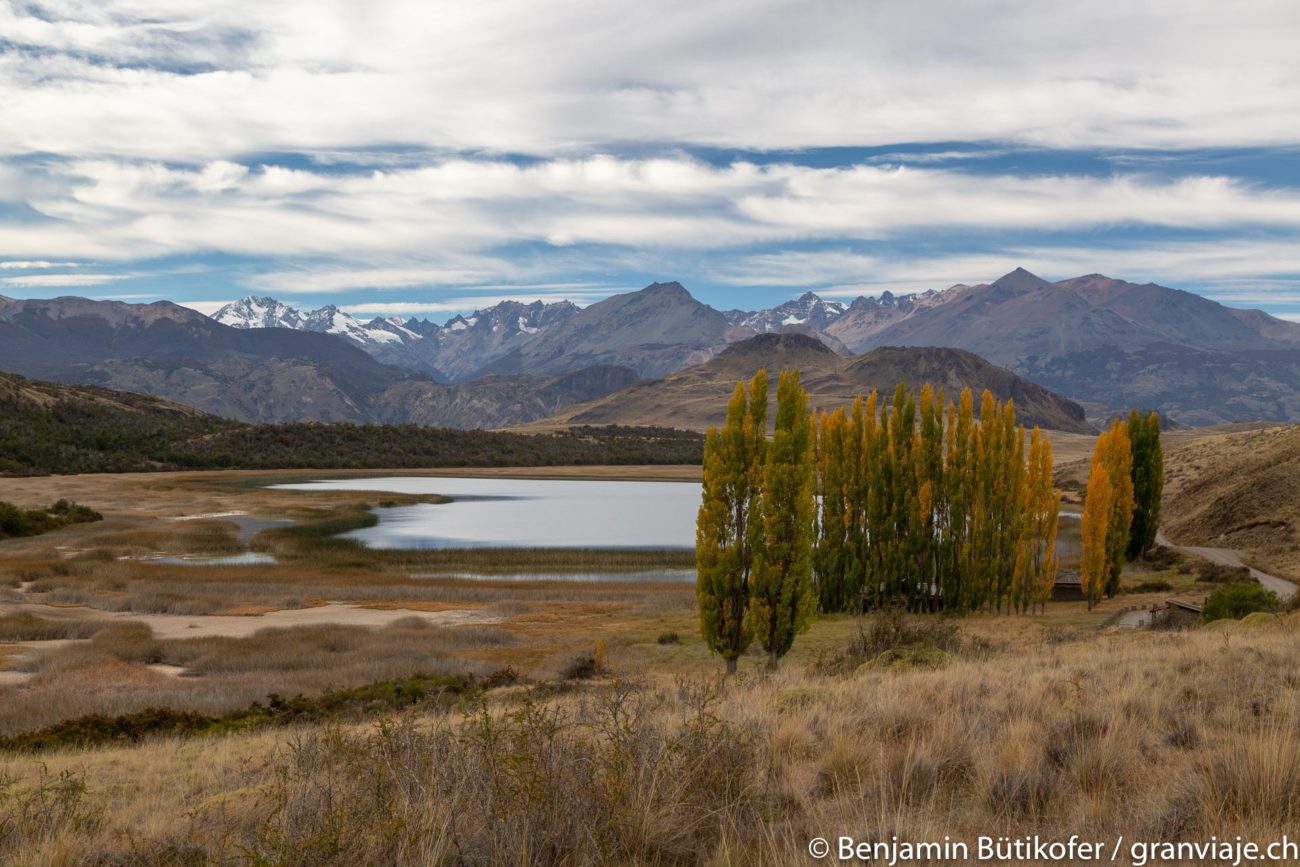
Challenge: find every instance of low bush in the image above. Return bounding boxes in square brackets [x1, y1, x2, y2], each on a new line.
[0, 500, 101, 540]
[1143, 545, 1182, 571]
[1201, 582, 1280, 622]
[1196, 561, 1251, 584]
[0, 613, 104, 642]
[1124, 579, 1174, 595]
[813, 606, 962, 675]
[0, 672, 484, 752]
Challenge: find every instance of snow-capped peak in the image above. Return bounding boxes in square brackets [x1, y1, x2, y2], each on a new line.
[726, 292, 848, 333]
[213, 296, 307, 330]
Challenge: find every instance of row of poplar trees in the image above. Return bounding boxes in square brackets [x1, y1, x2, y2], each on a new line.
[811, 383, 1058, 615]
[1080, 410, 1164, 608]
[696, 369, 1062, 672]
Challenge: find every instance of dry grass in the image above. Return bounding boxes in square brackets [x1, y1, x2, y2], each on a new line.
[2, 462, 1298, 862]
[1162, 424, 1300, 579]
[0, 618, 519, 736]
[0, 611, 1298, 864]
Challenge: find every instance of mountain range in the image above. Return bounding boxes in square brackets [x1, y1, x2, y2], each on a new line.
[0, 296, 634, 428]
[210, 270, 1300, 425]
[5, 268, 1299, 429]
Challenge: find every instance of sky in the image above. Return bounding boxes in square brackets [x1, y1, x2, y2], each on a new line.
[1, 0, 1299, 323]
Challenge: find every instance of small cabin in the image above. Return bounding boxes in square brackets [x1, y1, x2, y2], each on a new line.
[1052, 570, 1086, 601]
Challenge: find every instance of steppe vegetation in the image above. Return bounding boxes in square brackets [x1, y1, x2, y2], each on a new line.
[1, 607, 1298, 865]
[0, 417, 1294, 865]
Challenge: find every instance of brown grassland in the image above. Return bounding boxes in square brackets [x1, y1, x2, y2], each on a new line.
[0, 437, 1297, 865]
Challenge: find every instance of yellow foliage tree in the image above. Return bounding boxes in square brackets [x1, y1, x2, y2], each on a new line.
[1100, 420, 1135, 597]
[1080, 452, 1113, 610]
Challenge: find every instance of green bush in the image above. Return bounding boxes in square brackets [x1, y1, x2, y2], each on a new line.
[1124, 579, 1173, 594]
[0, 499, 101, 540]
[1201, 582, 1280, 623]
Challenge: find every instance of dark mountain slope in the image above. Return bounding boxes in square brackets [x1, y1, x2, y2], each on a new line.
[836, 269, 1300, 423]
[483, 282, 754, 379]
[532, 332, 1090, 434]
[0, 297, 634, 428]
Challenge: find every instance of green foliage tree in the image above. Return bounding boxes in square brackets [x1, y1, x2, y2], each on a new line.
[749, 370, 816, 669]
[808, 384, 1059, 615]
[1126, 410, 1164, 560]
[696, 371, 768, 674]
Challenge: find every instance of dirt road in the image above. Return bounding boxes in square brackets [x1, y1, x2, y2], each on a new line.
[1156, 532, 1297, 600]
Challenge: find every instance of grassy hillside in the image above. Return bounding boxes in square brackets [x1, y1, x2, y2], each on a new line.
[532, 335, 1093, 434]
[1163, 424, 1300, 577]
[0, 370, 702, 475]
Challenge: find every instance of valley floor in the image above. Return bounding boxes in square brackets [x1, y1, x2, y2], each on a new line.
[0, 452, 1296, 864]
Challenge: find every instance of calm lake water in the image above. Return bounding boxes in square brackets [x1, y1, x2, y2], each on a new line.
[272, 477, 702, 550]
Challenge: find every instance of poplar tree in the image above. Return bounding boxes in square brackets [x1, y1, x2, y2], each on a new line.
[1101, 420, 1135, 597]
[750, 369, 816, 669]
[696, 371, 767, 674]
[1126, 410, 1164, 560]
[945, 388, 976, 610]
[1080, 460, 1112, 610]
[1023, 427, 1059, 613]
[797, 381, 1061, 616]
[813, 408, 851, 612]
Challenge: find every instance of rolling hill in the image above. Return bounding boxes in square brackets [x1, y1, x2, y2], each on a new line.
[530, 332, 1092, 434]
[0, 370, 701, 475]
[1162, 424, 1300, 579]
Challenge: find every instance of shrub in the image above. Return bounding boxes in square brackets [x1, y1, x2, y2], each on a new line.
[656, 631, 681, 645]
[1124, 579, 1173, 594]
[560, 654, 599, 681]
[814, 606, 961, 675]
[1144, 545, 1182, 571]
[1201, 582, 1280, 622]
[0, 613, 103, 642]
[0, 499, 101, 540]
[1196, 561, 1251, 584]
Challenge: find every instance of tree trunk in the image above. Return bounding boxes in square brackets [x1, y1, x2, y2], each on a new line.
[725, 657, 738, 675]
[767, 649, 779, 671]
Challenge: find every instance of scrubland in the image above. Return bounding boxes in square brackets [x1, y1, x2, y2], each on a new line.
[0, 610, 1298, 865]
[0, 463, 1296, 864]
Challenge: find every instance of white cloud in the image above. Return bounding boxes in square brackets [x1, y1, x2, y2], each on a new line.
[178, 299, 235, 316]
[1, 1, 1298, 158]
[341, 293, 594, 318]
[725, 242, 1300, 306]
[4, 157, 1300, 265]
[0, 260, 83, 269]
[0, 272, 130, 287]
[247, 264, 516, 294]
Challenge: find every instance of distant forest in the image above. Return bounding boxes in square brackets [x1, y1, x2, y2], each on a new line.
[0, 392, 704, 476]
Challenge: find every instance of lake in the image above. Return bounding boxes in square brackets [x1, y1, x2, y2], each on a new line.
[271, 476, 702, 550]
